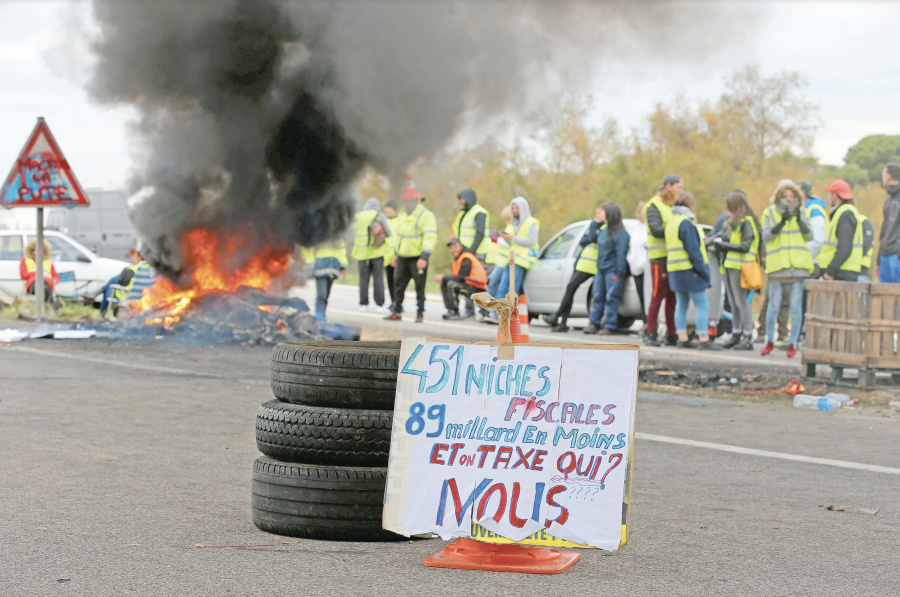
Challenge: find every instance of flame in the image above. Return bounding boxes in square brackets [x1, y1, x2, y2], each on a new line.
[139, 226, 291, 328]
[257, 305, 274, 313]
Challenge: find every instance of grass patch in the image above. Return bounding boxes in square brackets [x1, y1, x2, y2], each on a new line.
[0, 297, 102, 321]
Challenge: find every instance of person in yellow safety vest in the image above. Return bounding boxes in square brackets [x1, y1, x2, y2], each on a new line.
[820, 179, 864, 285]
[381, 199, 400, 309]
[644, 174, 683, 347]
[759, 180, 813, 358]
[99, 249, 156, 316]
[496, 196, 539, 297]
[351, 197, 391, 311]
[385, 176, 437, 323]
[482, 206, 513, 324]
[542, 205, 606, 333]
[453, 189, 490, 261]
[435, 237, 489, 320]
[664, 193, 721, 350]
[710, 192, 760, 351]
[301, 238, 348, 323]
[859, 214, 875, 282]
[19, 238, 58, 301]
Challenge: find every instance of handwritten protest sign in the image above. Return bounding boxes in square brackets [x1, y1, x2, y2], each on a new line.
[383, 338, 638, 551]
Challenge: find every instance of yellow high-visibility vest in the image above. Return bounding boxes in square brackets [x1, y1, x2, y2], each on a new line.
[506, 217, 540, 270]
[721, 216, 760, 272]
[351, 209, 388, 261]
[761, 205, 813, 275]
[396, 203, 438, 258]
[452, 204, 490, 256]
[818, 203, 863, 274]
[665, 215, 708, 272]
[644, 195, 673, 261]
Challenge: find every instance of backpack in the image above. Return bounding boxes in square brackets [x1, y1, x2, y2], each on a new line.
[369, 217, 386, 248]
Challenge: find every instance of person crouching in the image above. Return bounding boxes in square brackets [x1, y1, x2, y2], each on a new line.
[436, 237, 488, 320]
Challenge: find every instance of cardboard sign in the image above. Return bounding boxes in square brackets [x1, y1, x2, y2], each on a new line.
[383, 338, 638, 551]
[2, 118, 89, 208]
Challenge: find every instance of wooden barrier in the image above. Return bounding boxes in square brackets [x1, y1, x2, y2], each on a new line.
[803, 279, 900, 389]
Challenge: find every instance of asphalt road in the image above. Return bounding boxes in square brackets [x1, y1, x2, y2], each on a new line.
[1, 331, 898, 596]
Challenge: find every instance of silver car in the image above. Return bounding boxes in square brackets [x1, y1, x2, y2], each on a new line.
[524, 219, 723, 332]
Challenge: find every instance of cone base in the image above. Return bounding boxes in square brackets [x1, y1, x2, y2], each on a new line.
[423, 538, 580, 574]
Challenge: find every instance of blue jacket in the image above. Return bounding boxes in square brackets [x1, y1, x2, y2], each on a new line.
[668, 219, 710, 293]
[585, 221, 629, 279]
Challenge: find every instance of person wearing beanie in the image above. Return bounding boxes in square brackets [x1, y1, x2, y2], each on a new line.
[878, 163, 900, 283]
[819, 179, 864, 283]
[644, 174, 683, 347]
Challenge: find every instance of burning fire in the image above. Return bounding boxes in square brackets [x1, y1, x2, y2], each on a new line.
[138, 227, 291, 328]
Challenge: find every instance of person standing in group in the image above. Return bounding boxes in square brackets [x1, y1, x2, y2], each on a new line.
[630, 202, 649, 321]
[644, 174, 682, 347]
[859, 214, 876, 282]
[483, 206, 513, 324]
[712, 192, 760, 350]
[799, 180, 827, 270]
[436, 237, 488, 320]
[584, 203, 630, 336]
[543, 205, 604, 333]
[496, 196, 539, 297]
[385, 176, 437, 323]
[665, 193, 720, 350]
[453, 189, 490, 262]
[351, 197, 391, 311]
[760, 180, 813, 358]
[819, 180, 864, 282]
[877, 163, 900, 283]
[382, 199, 400, 309]
[301, 238, 348, 323]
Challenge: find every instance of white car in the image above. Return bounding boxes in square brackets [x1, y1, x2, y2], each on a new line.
[0, 230, 131, 301]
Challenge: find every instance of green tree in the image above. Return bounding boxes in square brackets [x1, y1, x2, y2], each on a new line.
[843, 134, 900, 183]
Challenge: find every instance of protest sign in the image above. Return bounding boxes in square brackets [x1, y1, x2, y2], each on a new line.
[383, 338, 638, 551]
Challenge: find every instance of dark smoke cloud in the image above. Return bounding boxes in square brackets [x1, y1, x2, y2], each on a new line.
[88, 0, 759, 276]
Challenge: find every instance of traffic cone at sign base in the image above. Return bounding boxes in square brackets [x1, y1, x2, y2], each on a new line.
[510, 294, 529, 342]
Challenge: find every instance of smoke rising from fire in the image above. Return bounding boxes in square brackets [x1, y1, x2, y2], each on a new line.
[87, 0, 758, 276]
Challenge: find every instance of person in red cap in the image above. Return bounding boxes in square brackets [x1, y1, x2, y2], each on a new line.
[819, 179, 864, 282]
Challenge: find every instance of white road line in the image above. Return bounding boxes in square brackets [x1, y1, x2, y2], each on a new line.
[5, 345, 269, 385]
[637, 432, 900, 475]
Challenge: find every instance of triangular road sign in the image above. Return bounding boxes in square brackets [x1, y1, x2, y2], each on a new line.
[1, 117, 90, 209]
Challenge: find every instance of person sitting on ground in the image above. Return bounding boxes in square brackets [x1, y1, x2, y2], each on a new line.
[436, 237, 488, 320]
[19, 239, 58, 301]
[543, 205, 604, 333]
[665, 193, 720, 350]
[99, 249, 155, 316]
[584, 203, 630, 336]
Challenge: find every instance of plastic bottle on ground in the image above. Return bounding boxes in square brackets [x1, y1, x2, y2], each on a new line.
[823, 392, 854, 406]
[792, 394, 843, 411]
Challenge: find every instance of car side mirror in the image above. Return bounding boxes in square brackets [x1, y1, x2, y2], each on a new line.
[77, 253, 92, 263]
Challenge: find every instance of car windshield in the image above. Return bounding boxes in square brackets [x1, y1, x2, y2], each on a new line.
[542, 226, 580, 259]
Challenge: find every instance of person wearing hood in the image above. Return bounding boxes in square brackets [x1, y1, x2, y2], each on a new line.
[453, 189, 490, 262]
[819, 179, 864, 283]
[496, 196, 539, 297]
[584, 203, 630, 336]
[759, 180, 813, 358]
[351, 197, 391, 311]
[878, 163, 900, 283]
[664, 193, 720, 350]
[385, 177, 437, 323]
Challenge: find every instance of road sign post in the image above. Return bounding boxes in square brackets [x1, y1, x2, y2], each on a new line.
[1, 117, 90, 320]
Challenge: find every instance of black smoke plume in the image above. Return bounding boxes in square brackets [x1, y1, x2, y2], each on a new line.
[87, 0, 758, 276]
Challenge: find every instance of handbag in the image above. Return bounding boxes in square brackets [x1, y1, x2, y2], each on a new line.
[740, 257, 764, 290]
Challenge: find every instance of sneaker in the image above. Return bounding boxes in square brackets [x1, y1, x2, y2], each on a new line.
[415, 314, 424, 323]
[644, 334, 661, 347]
[542, 314, 558, 327]
[442, 311, 461, 320]
[775, 339, 787, 350]
[665, 335, 679, 347]
[760, 341, 775, 356]
[358, 305, 369, 312]
[461, 310, 476, 319]
[483, 312, 499, 325]
[597, 328, 616, 336]
[677, 340, 697, 349]
[785, 343, 797, 358]
[384, 312, 401, 321]
[551, 323, 569, 333]
[734, 337, 753, 351]
[583, 322, 600, 334]
[697, 340, 723, 351]
[721, 333, 741, 349]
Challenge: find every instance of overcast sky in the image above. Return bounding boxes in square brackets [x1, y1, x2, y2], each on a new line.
[1, 0, 899, 194]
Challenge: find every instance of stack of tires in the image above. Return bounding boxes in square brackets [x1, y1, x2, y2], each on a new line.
[251, 340, 403, 541]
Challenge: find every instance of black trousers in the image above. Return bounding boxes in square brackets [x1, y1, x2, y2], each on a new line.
[385, 264, 396, 305]
[358, 259, 385, 306]
[392, 256, 427, 315]
[553, 270, 593, 324]
[634, 273, 646, 320]
[441, 278, 479, 313]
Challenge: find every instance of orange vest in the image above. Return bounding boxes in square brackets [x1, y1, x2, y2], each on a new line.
[451, 252, 488, 290]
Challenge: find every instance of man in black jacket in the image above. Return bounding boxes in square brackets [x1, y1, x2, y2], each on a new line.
[878, 163, 900, 283]
[823, 180, 862, 282]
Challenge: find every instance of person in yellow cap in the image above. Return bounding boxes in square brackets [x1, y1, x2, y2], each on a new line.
[820, 179, 864, 283]
[385, 175, 437, 323]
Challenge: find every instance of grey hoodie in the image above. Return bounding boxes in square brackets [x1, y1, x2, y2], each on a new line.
[362, 197, 390, 237]
[510, 196, 538, 247]
[762, 197, 811, 280]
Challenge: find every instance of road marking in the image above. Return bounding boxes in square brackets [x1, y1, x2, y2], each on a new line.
[637, 432, 900, 475]
[5, 345, 269, 385]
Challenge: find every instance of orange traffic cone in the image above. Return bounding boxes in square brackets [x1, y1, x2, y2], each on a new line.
[511, 294, 530, 342]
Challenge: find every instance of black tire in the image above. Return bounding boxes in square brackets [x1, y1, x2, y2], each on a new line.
[271, 342, 400, 409]
[256, 400, 392, 466]
[251, 457, 403, 541]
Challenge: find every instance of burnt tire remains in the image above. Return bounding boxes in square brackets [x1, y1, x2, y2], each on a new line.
[251, 457, 403, 542]
[256, 400, 392, 466]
